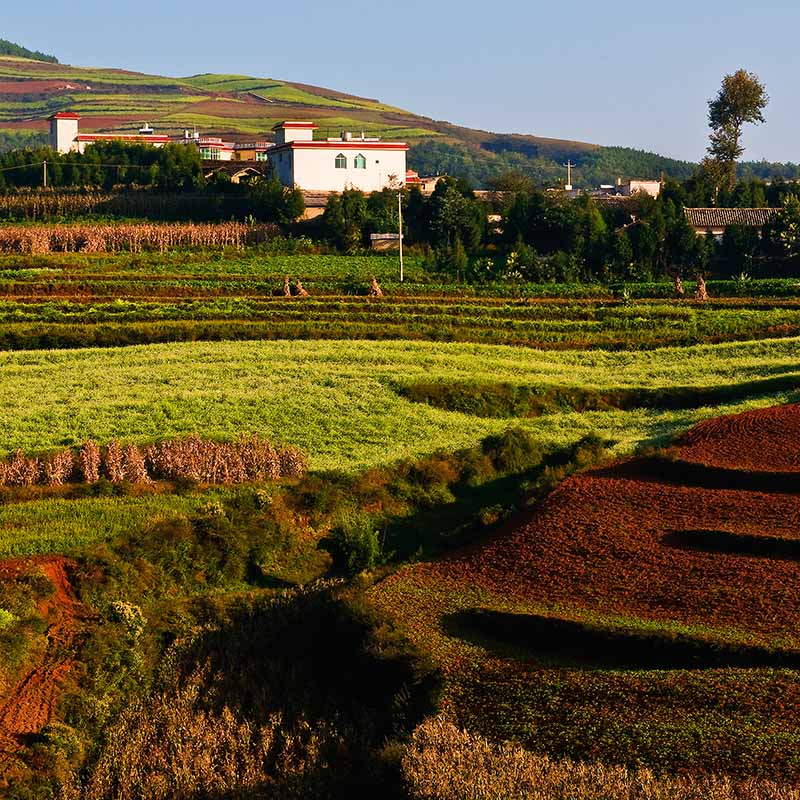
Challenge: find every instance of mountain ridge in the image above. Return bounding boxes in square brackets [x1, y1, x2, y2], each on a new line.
[0, 53, 786, 187]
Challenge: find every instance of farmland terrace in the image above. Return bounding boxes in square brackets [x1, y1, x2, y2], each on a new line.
[2, 246, 800, 795]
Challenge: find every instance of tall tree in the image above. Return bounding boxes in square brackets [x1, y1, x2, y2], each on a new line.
[707, 70, 768, 192]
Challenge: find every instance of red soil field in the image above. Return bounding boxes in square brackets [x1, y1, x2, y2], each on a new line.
[366, 403, 800, 776]
[0, 80, 90, 95]
[373, 403, 800, 651]
[0, 557, 87, 782]
[677, 402, 800, 473]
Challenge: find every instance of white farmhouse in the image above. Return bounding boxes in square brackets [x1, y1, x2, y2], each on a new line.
[49, 113, 169, 154]
[268, 121, 408, 192]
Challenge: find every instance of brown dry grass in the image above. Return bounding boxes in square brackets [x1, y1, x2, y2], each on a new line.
[402, 717, 800, 800]
[58, 673, 341, 800]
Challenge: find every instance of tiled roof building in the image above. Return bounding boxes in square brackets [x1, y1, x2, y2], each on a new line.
[685, 207, 779, 235]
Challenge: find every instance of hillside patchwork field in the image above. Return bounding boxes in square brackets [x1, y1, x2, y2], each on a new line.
[0, 55, 702, 185]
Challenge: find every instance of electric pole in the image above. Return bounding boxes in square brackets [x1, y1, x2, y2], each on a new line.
[563, 160, 575, 191]
[398, 191, 404, 283]
[43, 160, 47, 189]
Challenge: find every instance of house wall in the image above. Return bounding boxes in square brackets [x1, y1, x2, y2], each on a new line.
[278, 145, 407, 192]
[50, 118, 79, 154]
[275, 126, 315, 145]
[270, 149, 295, 186]
[623, 180, 662, 198]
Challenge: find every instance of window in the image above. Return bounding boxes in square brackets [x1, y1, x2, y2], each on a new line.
[354, 153, 367, 169]
[335, 153, 347, 169]
[256, 151, 268, 161]
[200, 147, 219, 160]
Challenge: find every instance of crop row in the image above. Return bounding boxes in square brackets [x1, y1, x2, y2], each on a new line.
[0, 300, 799, 350]
[0, 222, 276, 254]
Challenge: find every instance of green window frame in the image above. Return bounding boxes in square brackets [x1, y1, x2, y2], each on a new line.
[335, 153, 347, 169]
[354, 153, 367, 169]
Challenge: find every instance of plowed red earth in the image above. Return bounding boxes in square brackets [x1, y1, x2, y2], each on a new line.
[374, 403, 800, 649]
[0, 80, 85, 95]
[678, 402, 800, 472]
[0, 557, 87, 781]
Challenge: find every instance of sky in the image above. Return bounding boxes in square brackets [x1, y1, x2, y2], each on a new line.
[4, 0, 799, 163]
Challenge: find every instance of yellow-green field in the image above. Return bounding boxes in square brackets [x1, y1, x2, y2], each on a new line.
[1, 337, 798, 472]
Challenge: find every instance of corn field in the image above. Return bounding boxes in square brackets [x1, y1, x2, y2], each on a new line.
[0, 190, 117, 220]
[0, 222, 273, 254]
[0, 190, 255, 222]
[0, 436, 307, 487]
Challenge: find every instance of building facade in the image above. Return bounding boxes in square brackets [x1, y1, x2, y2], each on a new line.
[49, 113, 169, 154]
[268, 121, 408, 192]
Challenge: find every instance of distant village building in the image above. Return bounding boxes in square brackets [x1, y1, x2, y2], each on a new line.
[684, 207, 779, 238]
[405, 170, 444, 193]
[49, 113, 169, 154]
[234, 142, 271, 161]
[590, 178, 662, 199]
[190, 135, 235, 161]
[268, 121, 408, 192]
[618, 179, 662, 198]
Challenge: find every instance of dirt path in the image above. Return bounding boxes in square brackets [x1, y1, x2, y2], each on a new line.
[0, 557, 88, 780]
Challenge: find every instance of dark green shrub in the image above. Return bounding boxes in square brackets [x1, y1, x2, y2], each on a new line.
[329, 511, 383, 576]
[481, 428, 543, 473]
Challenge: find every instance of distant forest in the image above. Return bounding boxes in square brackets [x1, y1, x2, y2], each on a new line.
[408, 140, 800, 189]
[0, 38, 59, 63]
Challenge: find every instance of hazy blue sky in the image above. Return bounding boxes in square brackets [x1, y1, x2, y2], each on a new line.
[4, 0, 798, 162]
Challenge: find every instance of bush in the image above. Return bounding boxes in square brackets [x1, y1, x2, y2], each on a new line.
[481, 428, 543, 473]
[329, 511, 383, 577]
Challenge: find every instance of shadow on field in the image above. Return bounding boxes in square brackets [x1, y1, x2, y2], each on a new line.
[594, 457, 800, 494]
[443, 609, 800, 670]
[664, 529, 800, 561]
[395, 373, 800, 418]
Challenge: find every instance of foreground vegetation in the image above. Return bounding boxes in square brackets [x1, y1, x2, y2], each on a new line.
[1, 239, 799, 795]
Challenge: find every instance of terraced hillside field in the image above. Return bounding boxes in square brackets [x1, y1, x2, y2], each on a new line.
[0, 55, 600, 159]
[368, 403, 800, 779]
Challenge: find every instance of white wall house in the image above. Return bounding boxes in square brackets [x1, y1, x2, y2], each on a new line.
[49, 113, 170, 154]
[268, 121, 408, 192]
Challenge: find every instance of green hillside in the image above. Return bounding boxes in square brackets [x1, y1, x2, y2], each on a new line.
[0, 53, 719, 186]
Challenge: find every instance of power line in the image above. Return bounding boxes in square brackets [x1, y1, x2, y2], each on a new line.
[0, 160, 170, 173]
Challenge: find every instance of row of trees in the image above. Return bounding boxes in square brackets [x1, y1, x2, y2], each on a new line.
[0, 142, 205, 192]
[0, 141, 307, 223]
[317, 175, 800, 283]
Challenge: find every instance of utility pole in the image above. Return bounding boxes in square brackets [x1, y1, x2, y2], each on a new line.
[563, 160, 575, 191]
[43, 160, 47, 189]
[398, 190, 404, 283]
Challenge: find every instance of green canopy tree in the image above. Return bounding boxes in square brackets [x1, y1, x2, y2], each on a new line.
[707, 70, 768, 193]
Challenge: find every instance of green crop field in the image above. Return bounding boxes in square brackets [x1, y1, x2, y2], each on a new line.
[1, 337, 798, 472]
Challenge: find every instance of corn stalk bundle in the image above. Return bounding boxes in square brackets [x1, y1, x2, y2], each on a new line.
[0, 436, 307, 487]
[79, 440, 101, 483]
[104, 440, 125, 483]
[42, 449, 75, 486]
[122, 444, 150, 484]
[2, 449, 41, 486]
